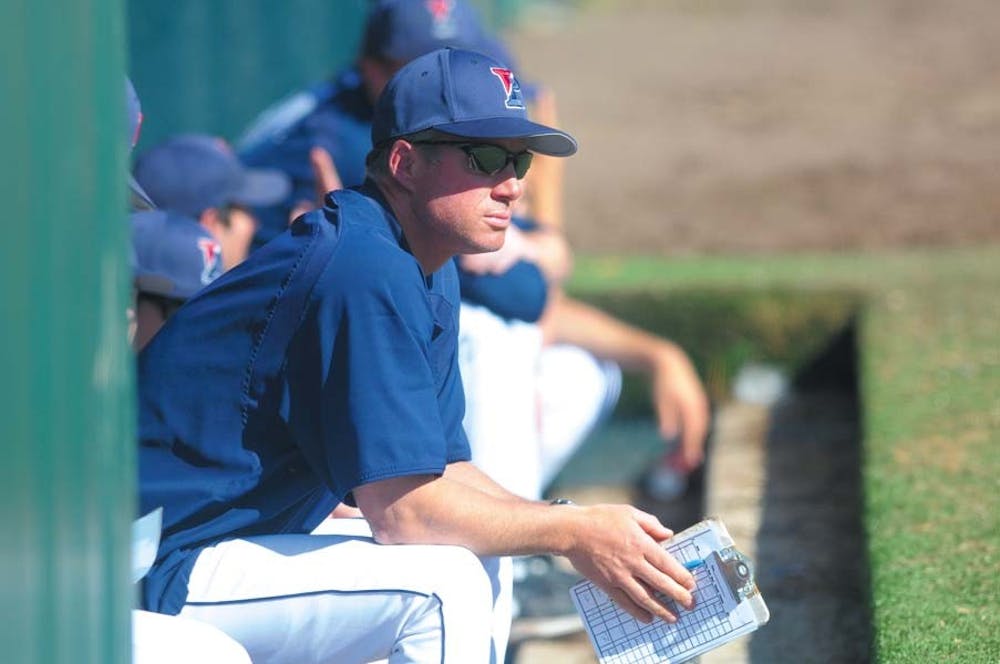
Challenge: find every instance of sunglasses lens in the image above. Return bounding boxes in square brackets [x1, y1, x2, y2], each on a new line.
[513, 152, 532, 179]
[467, 145, 533, 179]
[468, 145, 507, 175]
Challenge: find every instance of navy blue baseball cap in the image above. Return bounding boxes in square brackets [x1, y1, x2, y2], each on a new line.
[475, 34, 539, 103]
[371, 48, 577, 157]
[361, 0, 485, 63]
[126, 77, 155, 210]
[134, 134, 290, 219]
[131, 210, 223, 300]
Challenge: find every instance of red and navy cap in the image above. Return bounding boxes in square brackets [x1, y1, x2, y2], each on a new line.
[361, 0, 485, 63]
[133, 134, 290, 219]
[131, 210, 223, 300]
[371, 48, 577, 157]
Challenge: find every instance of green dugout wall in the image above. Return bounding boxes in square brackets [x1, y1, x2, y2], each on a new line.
[0, 1, 133, 663]
[128, 0, 522, 149]
[0, 1, 523, 661]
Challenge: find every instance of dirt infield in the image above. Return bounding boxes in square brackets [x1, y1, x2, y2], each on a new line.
[509, 0, 1000, 256]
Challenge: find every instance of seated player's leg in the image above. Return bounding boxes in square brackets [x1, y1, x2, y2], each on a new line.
[458, 302, 545, 499]
[177, 533, 500, 663]
[311, 517, 514, 660]
[536, 344, 622, 490]
[132, 609, 251, 664]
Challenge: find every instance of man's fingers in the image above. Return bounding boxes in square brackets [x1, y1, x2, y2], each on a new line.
[603, 584, 659, 624]
[643, 561, 696, 609]
[309, 146, 342, 199]
[632, 508, 673, 541]
[656, 395, 680, 439]
[618, 577, 681, 624]
[679, 397, 709, 468]
[643, 544, 697, 596]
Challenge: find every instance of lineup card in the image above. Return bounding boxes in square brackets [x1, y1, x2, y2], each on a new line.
[570, 520, 767, 664]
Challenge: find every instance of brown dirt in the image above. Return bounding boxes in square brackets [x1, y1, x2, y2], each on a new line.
[509, 0, 1000, 256]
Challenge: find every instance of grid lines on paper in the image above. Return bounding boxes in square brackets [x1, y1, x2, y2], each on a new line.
[572, 540, 736, 663]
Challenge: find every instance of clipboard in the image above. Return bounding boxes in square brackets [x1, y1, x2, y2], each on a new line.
[570, 517, 769, 663]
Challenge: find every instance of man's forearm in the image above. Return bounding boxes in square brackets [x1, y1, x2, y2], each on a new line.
[353, 471, 698, 625]
[355, 472, 575, 557]
[443, 461, 532, 504]
[541, 292, 674, 370]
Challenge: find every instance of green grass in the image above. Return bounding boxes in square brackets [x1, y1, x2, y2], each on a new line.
[567, 246, 1000, 661]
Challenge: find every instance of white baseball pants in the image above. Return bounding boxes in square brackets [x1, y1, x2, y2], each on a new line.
[174, 519, 508, 663]
[458, 303, 621, 500]
[132, 609, 251, 663]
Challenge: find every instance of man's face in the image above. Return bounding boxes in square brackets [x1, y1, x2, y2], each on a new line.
[203, 205, 258, 271]
[407, 138, 527, 267]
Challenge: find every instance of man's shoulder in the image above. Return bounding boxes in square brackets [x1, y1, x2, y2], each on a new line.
[315, 189, 420, 283]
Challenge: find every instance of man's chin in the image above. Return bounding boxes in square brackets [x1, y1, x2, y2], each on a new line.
[470, 231, 507, 254]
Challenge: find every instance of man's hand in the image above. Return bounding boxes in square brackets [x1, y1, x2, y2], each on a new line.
[650, 344, 710, 472]
[541, 296, 710, 471]
[288, 146, 345, 223]
[563, 504, 696, 623]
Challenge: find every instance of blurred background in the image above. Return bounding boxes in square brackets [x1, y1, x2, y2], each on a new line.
[131, 0, 1000, 257]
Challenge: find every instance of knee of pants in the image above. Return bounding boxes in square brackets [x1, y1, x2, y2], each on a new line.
[417, 545, 495, 611]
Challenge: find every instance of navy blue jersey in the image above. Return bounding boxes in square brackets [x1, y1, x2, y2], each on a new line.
[238, 70, 374, 245]
[138, 182, 469, 614]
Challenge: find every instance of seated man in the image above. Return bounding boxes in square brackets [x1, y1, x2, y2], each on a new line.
[134, 134, 289, 270]
[136, 49, 697, 662]
[238, 2, 710, 636]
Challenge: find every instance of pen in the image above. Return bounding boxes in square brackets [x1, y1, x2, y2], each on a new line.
[683, 558, 705, 571]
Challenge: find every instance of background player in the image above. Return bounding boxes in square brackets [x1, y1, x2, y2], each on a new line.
[134, 134, 289, 270]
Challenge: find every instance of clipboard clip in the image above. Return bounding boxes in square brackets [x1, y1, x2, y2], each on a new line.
[710, 546, 758, 603]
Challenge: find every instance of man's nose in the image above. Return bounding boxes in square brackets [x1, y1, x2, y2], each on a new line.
[494, 168, 524, 203]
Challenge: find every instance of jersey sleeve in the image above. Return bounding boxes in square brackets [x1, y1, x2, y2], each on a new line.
[283, 235, 467, 501]
[456, 258, 549, 323]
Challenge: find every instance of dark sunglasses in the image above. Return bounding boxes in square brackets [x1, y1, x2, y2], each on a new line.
[413, 141, 533, 180]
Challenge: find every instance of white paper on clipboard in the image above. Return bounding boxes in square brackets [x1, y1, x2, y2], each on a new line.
[570, 517, 769, 664]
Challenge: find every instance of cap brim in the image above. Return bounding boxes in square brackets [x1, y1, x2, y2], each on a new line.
[129, 174, 156, 211]
[431, 117, 578, 157]
[134, 273, 178, 298]
[230, 169, 292, 208]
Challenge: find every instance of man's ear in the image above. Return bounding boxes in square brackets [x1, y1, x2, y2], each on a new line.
[387, 141, 421, 193]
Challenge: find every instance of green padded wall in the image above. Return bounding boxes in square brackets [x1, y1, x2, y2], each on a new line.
[126, 0, 520, 149]
[127, 0, 370, 148]
[0, 1, 134, 663]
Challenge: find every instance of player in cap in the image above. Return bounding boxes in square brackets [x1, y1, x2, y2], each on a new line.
[237, 0, 488, 245]
[136, 47, 698, 663]
[242, 6, 709, 636]
[134, 134, 289, 270]
[129, 210, 223, 350]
